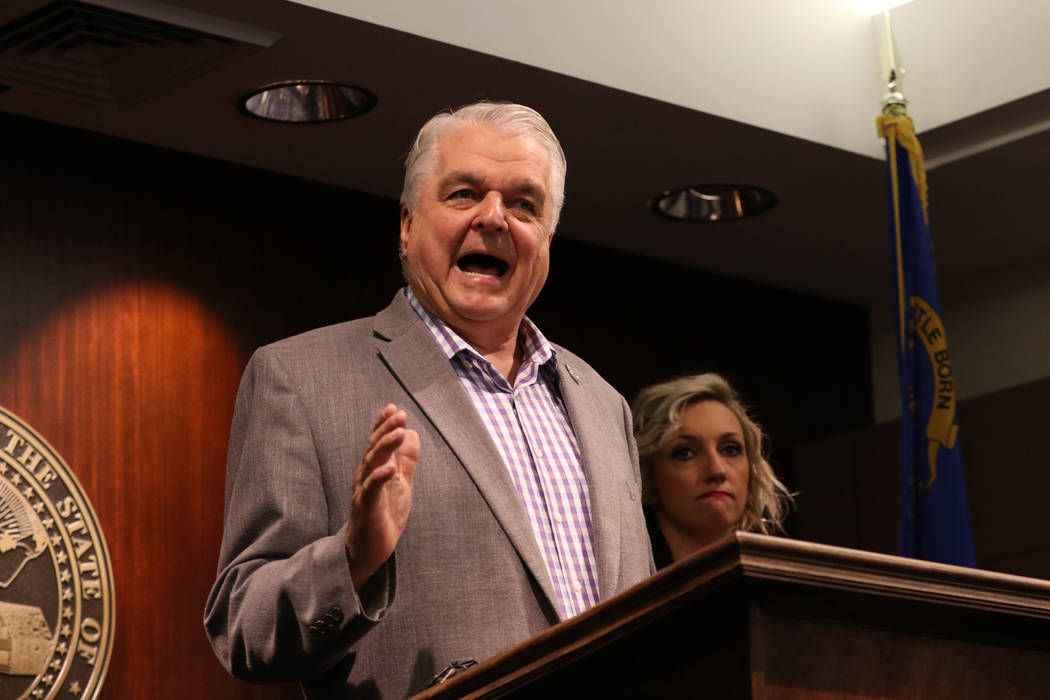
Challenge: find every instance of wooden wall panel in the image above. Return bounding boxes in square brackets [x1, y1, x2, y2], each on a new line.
[0, 282, 300, 698]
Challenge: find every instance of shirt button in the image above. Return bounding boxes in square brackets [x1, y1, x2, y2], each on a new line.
[573, 579, 582, 592]
[534, 448, 543, 458]
[553, 512, 563, 524]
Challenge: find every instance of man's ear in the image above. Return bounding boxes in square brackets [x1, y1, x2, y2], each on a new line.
[399, 206, 412, 259]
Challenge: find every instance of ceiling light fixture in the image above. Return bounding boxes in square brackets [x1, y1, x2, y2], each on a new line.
[240, 80, 376, 123]
[652, 185, 777, 222]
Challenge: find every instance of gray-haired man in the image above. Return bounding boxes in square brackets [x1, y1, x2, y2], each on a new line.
[205, 102, 653, 699]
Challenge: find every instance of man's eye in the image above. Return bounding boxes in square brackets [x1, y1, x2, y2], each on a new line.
[516, 199, 537, 213]
[448, 189, 475, 200]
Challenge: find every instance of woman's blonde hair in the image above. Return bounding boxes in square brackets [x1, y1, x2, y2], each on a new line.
[632, 373, 793, 534]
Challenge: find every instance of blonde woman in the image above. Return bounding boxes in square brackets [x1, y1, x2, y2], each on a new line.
[632, 373, 793, 568]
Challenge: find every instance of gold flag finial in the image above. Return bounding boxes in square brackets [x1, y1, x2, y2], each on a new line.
[880, 11, 907, 115]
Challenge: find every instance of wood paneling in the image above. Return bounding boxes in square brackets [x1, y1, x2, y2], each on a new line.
[0, 283, 300, 698]
[754, 612, 1050, 699]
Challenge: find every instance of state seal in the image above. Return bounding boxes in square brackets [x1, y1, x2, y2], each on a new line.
[0, 406, 114, 700]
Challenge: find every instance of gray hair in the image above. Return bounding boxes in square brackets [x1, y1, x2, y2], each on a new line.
[400, 101, 567, 233]
[632, 373, 794, 535]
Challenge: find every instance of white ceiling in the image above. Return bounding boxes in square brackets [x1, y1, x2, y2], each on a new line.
[297, 0, 1050, 161]
[2, 0, 1048, 311]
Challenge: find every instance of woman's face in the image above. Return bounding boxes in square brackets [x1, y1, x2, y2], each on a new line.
[649, 399, 750, 556]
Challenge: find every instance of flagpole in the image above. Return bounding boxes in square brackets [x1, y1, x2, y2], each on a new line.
[880, 11, 908, 360]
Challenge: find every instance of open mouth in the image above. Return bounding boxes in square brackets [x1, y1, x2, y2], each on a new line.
[457, 253, 509, 278]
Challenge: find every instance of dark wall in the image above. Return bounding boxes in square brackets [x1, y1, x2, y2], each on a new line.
[533, 239, 874, 490]
[0, 111, 873, 698]
[794, 377, 1050, 579]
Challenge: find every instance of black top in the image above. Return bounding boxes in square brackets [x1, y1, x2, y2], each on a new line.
[644, 505, 674, 570]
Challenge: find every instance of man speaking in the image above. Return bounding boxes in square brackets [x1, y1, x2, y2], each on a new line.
[205, 102, 653, 699]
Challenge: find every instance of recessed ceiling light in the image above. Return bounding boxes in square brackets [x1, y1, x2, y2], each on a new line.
[652, 185, 777, 222]
[240, 80, 376, 123]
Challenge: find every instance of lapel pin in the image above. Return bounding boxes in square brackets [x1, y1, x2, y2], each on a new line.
[566, 364, 581, 384]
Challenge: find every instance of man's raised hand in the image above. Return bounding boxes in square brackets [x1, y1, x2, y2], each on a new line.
[346, 404, 419, 590]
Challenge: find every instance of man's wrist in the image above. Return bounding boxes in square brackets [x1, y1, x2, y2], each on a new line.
[346, 544, 379, 592]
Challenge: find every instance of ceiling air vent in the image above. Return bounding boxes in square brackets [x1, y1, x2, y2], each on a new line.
[0, 0, 280, 108]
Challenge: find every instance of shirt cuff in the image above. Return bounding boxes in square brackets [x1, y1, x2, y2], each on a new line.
[355, 555, 395, 622]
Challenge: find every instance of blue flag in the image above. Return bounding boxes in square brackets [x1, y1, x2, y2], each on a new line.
[877, 111, 976, 567]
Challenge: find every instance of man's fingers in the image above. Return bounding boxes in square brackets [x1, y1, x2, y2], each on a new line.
[397, 429, 420, 480]
[360, 427, 405, 477]
[365, 408, 406, 454]
[354, 406, 407, 489]
[357, 462, 397, 504]
[353, 407, 417, 506]
[370, 404, 398, 432]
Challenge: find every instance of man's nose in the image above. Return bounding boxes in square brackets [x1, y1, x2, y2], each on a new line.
[472, 192, 507, 233]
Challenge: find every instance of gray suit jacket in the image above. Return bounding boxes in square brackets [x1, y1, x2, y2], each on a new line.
[204, 291, 653, 699]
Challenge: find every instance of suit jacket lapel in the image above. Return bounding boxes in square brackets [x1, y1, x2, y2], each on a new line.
[557, 357, 622, 602]
[373, 293, 561, 616]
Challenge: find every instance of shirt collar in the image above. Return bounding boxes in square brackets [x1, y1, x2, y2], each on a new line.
[404, 286, 556, 371]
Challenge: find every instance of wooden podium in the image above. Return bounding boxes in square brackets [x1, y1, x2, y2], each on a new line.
[412, 533, 1050, 699]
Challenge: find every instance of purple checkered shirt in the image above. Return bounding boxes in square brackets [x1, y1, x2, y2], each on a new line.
[406, 287, 600, 618]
